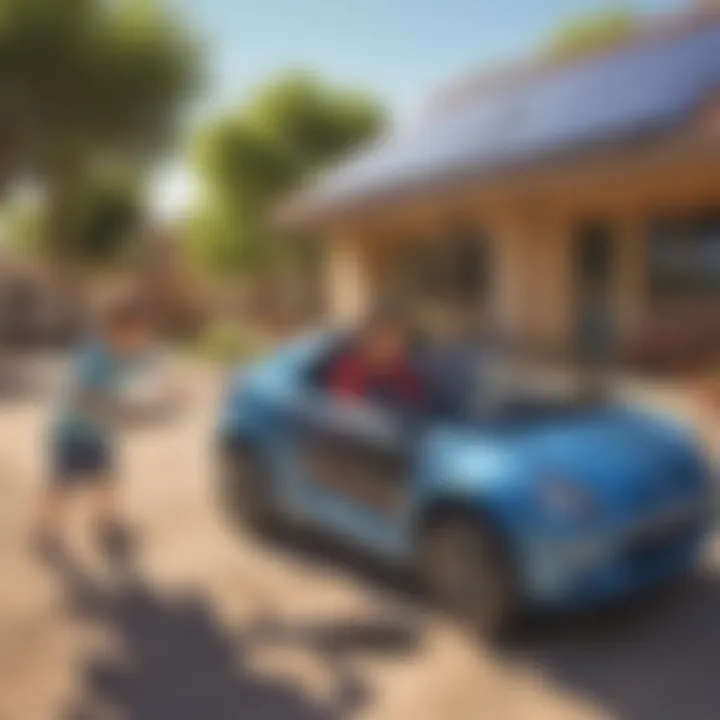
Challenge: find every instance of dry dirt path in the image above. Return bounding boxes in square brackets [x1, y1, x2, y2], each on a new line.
[1, 356, 718, 720]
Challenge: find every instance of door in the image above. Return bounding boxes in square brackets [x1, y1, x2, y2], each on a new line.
[386, 228, 493, 337]
[575, 221, 616, 362]
[284, 393, 414, 557]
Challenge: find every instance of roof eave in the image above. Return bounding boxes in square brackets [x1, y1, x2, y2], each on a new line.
[281, 124, 720, 231]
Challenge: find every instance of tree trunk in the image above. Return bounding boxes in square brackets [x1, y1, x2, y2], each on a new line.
[45, 165, 87, 343]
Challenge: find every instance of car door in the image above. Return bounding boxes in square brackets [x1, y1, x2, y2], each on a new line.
[284, 391, 416, 558]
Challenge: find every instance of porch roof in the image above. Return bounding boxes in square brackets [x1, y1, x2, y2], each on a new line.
[283, 16, 720, 226]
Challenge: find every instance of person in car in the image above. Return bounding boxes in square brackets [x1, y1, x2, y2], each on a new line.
[326, 303, 427, 414]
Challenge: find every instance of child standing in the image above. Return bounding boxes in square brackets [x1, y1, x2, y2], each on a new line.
[37, 295, 155, 562]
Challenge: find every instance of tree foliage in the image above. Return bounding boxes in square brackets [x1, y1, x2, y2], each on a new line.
[546, 7, 639, 60]
[190, 72, 385, 276]
[0, 0, 199, 258]
[3, 171, 143, 264]
[71, 172, 144, 263]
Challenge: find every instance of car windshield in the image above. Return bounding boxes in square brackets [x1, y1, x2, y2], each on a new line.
[421, 339, 610, 425]
[309, 331, 611, 428]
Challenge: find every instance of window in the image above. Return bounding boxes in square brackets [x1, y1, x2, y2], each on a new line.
[452, 231, 491, 303]
[648, 211, 720, 301]
[390, 229, 492, 306]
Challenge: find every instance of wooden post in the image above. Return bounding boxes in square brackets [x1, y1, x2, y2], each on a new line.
[614, 211, 647, 359]
[491, 209, 574, 354]
[323, 231, 371, 325]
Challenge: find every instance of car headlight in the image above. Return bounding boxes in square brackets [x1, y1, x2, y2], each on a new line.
[536, 477, 597, 522]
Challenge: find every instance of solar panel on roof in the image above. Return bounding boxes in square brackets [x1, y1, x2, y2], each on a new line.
[302, 21, 720, 215]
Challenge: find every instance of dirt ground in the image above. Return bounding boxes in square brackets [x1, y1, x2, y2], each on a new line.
[1, 355, 719, 720]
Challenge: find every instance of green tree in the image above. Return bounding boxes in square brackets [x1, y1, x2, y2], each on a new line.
[191, 72, 384, 276]
[0, 189, 44, 254]
[546, 7, 639, 59]
[0, 0, 199, 259]
[2, 171, 144, 264]
[72, 171, 144, 264]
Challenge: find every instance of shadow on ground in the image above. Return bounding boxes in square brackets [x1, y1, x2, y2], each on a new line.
[502, 571, 720, 720]
[258, 524, 720, 720]
[51, 554, 419, 720]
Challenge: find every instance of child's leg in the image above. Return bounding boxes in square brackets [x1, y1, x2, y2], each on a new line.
[88, 477, 122, 528]
[37, 437, 77, 542]
[37, 485, 70, 539]
[88, 474, 134, 564]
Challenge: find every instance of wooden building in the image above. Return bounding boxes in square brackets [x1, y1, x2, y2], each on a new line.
[283, 10, 720, 365]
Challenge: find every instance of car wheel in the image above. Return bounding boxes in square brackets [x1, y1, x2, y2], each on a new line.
[220, 443, 277, 535]
[420, 514, 519, 639]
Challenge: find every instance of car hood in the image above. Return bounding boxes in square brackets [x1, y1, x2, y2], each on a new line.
[427, 405, 708, 513]
[520, 407, 704, 500]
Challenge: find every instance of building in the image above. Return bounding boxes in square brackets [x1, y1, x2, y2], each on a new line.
[283, 9, 720, 365]
[0, 252, 84, 347]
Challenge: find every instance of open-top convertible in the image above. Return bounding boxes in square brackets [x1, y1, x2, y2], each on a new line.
[218, 332, 713, 636]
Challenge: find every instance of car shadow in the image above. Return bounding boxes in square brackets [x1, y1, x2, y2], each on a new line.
[258, 522, 424, 601]
[48, 552, 423, 720]
[246, 610, 422, 660]
[500, 569, 720, 720]
[259, 524, 720, 720]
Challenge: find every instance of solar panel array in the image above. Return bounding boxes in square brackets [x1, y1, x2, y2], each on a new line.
[303, 20, 720, 214]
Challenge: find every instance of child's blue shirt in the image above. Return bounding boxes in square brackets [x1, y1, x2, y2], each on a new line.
[52, 339, 143, 446]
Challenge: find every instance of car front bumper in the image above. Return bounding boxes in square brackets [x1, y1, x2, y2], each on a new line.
[520, 500, 709, 608]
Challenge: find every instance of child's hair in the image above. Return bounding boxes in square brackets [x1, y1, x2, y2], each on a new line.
[102, 293, 150, 333]
[362, 297, 410, 335]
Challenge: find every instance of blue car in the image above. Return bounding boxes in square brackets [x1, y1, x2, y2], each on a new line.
[218, 332, 713, 636]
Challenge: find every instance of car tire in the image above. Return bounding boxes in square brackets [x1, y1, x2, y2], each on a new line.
[419, 513, 519, 640]
[220, 443, 277, 535]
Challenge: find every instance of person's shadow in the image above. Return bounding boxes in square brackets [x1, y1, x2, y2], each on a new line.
[50, 555, 416, 720]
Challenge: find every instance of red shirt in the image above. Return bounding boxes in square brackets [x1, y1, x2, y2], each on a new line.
[327, 352, 426, 410]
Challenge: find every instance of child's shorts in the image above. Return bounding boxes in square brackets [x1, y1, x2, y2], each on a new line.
[51, 437, 114, 487]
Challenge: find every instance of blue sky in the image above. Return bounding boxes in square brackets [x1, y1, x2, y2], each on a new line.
[153, 0, 687, 217]
[172, 0, 686, 116]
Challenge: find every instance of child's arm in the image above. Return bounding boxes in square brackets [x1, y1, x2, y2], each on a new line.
[72, 345, 163, 428]
[74, 386, 122, 427]
[67, 345, 123, 429]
